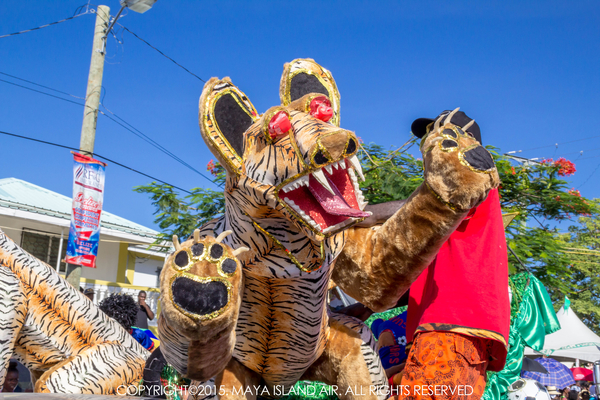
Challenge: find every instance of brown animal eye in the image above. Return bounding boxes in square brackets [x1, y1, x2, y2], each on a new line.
[346, 138, 357, 155]
[314, 150, 329, 166]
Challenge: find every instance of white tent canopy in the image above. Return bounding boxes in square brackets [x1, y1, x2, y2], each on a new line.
[525, 303, 600, 363]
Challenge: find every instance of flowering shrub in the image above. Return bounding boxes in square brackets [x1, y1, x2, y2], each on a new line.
[540, 157, 576, 176]
[554, 157, 576, 176]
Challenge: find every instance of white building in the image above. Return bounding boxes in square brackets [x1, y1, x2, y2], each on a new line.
[0, 177, 168, 333]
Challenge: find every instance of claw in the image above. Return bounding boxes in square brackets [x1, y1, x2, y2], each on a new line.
[215, 230, 233, 243]
[232, 247, 250, 256]
[462, 119, 475, 132]
[444, 107, 460, 125]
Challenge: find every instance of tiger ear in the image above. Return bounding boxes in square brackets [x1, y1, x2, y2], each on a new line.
[199, 77, 259, 175]
[279, 58, 341, 126]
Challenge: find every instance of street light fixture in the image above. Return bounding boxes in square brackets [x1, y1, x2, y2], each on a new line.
[119, 0, 157, 14]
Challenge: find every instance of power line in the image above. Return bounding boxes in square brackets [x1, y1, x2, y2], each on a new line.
[0, 11, 90, 39]
[0, 78, 86, 107]
[0, 73, 219, 186]
[578, 161, 600, 189]
[0, 129, 194, 195]
[0, 71, 84, 100]
[510, 134, 600, 154]
[118, 24, 206, 83]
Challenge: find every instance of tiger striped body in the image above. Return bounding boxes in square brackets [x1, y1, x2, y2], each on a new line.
[0, 230, 149, 393]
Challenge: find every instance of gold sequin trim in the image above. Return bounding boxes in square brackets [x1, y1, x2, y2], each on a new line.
[244, 212, 324, 273]
[280, 59, 341, 126]
[458, 145, 497, 175]
[169, 273, 232, 321]
[261, 107, 291, 144]
[201, 81, 258, 175]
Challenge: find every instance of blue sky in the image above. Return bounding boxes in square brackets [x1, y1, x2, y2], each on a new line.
[1, 0, 599, 231]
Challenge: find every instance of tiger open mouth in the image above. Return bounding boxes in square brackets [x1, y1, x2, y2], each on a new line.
[278, 155, 371, 234]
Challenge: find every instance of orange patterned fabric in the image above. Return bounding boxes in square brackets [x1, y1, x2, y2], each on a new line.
[397, 331, 490, 400]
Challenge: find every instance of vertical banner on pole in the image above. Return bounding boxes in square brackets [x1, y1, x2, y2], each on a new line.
[65, 152, 107, 268]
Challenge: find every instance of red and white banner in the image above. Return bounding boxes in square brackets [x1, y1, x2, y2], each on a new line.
[65, 152, 106, 268]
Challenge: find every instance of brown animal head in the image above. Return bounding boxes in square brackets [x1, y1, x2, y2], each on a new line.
[199, 59, 370, 243]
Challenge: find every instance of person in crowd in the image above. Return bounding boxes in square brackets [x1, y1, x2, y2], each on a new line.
[99, 293, 155, 351]
[580, 390, 591, 400]
[560, 387, 572, 400]
[83, 288, 94, 302]
[2, 362, 22, 392]
[570, 391, 580, 400]
[370, 309, 409, 385]
[547, 387, 561, 400]
[136, 290, 154, 329]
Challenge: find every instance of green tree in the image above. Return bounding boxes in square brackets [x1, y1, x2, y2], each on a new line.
[549, 206, 600, 334]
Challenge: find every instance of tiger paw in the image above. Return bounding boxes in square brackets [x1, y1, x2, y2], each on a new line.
[159, 230, 246, 340]
[419, 108, 500, 211]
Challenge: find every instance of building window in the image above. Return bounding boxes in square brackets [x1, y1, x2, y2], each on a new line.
[20, 228, 67, 272]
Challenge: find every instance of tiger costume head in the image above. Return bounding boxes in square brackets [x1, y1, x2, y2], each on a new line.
[199, 59, 371, 244]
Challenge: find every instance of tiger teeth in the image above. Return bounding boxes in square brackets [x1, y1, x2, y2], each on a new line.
[311, 169, 335, 195]
[282, 175, 309, 193]
[325, 164, 333, 175]
[347, 155, 365, 182]
[284, 197, 321, 231]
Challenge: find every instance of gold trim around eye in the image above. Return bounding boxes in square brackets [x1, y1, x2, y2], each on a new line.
[310, 142, 333, 168]
[262, 108, 292, 145]
[169, 273, 232, 322]
[342, 135, 358, 157]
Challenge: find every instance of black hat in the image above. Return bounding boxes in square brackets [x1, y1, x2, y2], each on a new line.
[411, 110, 481, 144]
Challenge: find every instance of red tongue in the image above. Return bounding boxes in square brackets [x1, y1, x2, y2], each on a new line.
[308, 174, 370, 218]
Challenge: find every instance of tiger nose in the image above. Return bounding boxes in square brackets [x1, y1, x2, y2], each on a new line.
[310, 131, 358, 167]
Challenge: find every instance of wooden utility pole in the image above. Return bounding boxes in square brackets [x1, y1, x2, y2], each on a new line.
[66, 5, 110, 289]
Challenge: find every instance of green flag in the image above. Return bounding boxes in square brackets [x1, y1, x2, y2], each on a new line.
[564, 296, 571, 311]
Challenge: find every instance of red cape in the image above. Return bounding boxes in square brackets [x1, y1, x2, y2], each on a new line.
[406, 189, 510, 371]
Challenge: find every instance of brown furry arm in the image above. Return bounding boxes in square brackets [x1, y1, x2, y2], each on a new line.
[333, 184, 467, 312]
[333, 112, 500, 312]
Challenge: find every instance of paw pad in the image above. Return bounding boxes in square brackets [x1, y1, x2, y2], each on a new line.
[166, 231, 246, 321]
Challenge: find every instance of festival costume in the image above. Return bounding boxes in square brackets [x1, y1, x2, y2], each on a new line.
[401, 331, 490, 400]
[400, 187, 510, 400]
[154, 59, 500, 400]
[0, 59, 500, 397]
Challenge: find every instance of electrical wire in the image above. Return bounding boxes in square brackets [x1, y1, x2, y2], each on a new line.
[513, 134, 600, 153]
[0, 11, 90, 39]
[577, 160, 600, 189]
[0, 73, 219, 186]
[118, 24, 206, 83]
[0, 72, 85, 100]
[0, 129, 194, 195]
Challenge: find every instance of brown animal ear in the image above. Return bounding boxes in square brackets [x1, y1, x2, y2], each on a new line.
[199, 77, 259, 175]
[279, 58, 341, 126]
